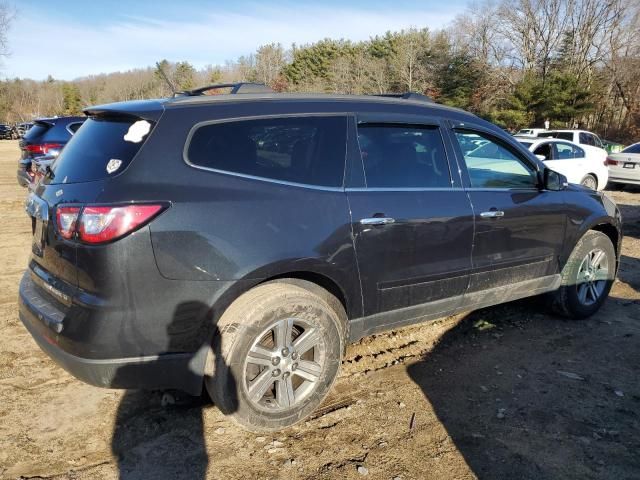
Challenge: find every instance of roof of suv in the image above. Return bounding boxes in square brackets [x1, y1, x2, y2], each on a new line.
[85, 93, 469, 118]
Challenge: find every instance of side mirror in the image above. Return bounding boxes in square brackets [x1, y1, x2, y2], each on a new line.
[536, 154, 547, 161]
[543, 168, 567, 191]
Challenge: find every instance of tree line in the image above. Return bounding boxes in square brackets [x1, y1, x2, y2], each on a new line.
[1, 0, 639, 142]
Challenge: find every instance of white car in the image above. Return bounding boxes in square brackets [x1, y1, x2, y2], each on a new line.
[536, 130, 607, 164]
[515, 128, 547, 136]
[606, 142, 640, 186]
[516, 137, 608, 190]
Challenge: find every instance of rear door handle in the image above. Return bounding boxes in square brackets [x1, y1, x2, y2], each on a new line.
[479, 210, 505, 218]
[360, 217, 395, 225]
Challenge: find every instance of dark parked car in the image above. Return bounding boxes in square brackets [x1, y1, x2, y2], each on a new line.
[19, 85, 622, 432]
[16, 116, 85, 187]
[0, 123, 12, 140]
[16, 121, 34, 138]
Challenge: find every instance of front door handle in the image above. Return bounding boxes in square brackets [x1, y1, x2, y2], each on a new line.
[479, 210, 505, 218]
[360, 217, 395, 225]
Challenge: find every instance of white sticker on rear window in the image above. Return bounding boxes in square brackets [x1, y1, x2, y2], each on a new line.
[106, 159, 123, 174]
[123, 120, 151, 143]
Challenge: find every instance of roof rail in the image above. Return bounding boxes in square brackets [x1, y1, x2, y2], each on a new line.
[375, 92, 434, 102]
[178, 82, 274, 97]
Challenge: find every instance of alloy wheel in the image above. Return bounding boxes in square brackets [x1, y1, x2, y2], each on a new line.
[581, 176, 597, 190]
[576, 248, 609, 306]
[242, 317, 326, 412]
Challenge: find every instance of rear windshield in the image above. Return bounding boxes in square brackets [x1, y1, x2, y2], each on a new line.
[622, 143, 640, 154]
[49, 117, 153, 184]
[538, 131, 573, 141]
[24, 122, 51, 142]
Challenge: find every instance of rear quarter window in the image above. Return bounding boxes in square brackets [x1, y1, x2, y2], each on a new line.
[49, 117, 153, 184]
[186, 116, 347, 187]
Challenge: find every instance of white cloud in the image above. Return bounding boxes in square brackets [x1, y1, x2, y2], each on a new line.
[4, 3, 463, 80]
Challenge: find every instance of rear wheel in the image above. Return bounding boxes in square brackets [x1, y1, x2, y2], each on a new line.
[553, 230, 615, 319]
[206, 279, 346, 432]
[580, 174, 597, 190]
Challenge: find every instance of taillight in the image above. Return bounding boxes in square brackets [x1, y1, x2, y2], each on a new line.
[78, 204, 164, 244]
[24, 143, 62, 155]
[56, 206, 81, 239]
[56, 204, 165, 244]
[605, 157, 618, 166]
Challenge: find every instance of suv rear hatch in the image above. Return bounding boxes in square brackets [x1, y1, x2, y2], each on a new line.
[26, 114, 157, 301]
[19, 120, 58, 161]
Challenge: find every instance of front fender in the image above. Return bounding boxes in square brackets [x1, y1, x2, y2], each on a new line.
[561, 190, 622, 268]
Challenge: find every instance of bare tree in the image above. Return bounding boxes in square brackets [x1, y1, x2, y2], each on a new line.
[390, 28, 430, 92]
[0, 2, 14, 59]
[255, 43, 286, 86]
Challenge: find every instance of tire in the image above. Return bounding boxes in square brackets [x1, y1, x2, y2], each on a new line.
[552, 230, 616, 319]
[206, 279, 346, 432]
[580, 174, 597, 190]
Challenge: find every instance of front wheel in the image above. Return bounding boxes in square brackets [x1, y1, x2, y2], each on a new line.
[206, 279, 346, 432]
[552, 230, 616, 319]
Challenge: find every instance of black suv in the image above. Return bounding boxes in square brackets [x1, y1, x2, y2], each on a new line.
[19, 85, 622, 431]
[17, 116, 85, 187]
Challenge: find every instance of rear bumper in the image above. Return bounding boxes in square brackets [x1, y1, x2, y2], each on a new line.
[608, 167, 640, 185]
[17, 167, 30, 188]
[608, 176, 640, 186]
[18, 271, 207, 395]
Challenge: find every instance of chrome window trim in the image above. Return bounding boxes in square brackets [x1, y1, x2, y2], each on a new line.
[183, 113, 350, 191]
[183, 162, 345, 192]
[464, 187, 541, 192]
[345, 187, 462, 192]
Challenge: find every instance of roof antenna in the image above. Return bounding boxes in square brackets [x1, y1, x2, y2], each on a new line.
[155, 62, 178, 97]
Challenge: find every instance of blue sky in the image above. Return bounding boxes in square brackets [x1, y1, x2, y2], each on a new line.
[4, 0, 468, 80]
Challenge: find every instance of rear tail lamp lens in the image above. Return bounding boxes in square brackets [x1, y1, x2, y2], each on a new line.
[25, 143, 62, 155]
[605, 157, 618, 166]
[56, 206, 81, 239]
[55, 204, 165, 244]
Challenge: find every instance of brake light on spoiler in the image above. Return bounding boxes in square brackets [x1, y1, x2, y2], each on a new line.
[55, 204, 166, 244]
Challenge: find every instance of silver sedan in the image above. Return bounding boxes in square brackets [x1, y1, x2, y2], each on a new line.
[607, 142, 640, 186]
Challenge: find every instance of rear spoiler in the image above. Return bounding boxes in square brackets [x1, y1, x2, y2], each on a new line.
[84, 99, 165, 122]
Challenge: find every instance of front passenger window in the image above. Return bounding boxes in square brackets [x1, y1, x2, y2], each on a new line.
[455, 130, 538, 189]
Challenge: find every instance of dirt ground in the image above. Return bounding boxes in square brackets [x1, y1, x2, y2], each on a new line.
[0, 139, 638, 480]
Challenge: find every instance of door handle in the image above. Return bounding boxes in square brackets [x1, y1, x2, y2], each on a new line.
[479, 210, 505, 218]
[360, 217, 395, 225]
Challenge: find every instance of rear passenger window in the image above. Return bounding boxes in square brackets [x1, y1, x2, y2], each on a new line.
[580, 132, 595, 146]
[187, 116, 347, 187]
[68, 122, 83, 133]
[356, 125, 450, 188]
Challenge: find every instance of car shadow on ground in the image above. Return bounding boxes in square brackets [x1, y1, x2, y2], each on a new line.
[406, 289, 640, 479]
[110, 302, 237, 480]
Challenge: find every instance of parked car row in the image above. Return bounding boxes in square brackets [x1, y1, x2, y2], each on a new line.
[513, 127, 639, 189]
[0, 122, 35, 140]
